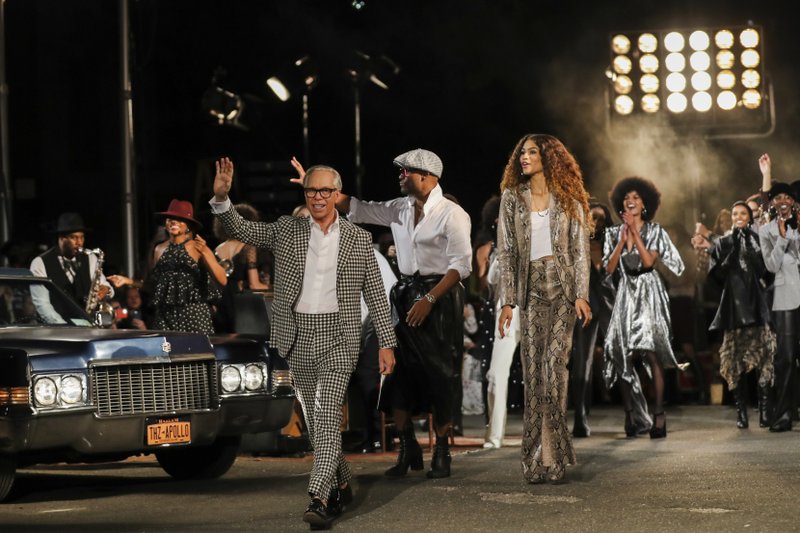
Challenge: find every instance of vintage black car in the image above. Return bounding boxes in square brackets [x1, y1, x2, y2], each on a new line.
[0, 268, 294, 501]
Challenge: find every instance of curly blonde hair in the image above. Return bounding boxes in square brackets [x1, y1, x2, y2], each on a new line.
[500, 134, 591, 229]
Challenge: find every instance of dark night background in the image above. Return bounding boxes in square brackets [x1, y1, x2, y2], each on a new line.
[3, 0, 797, 275]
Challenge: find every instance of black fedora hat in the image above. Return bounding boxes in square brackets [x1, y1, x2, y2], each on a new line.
[51, 212, 90, 234]
[768, 181, 796, 201]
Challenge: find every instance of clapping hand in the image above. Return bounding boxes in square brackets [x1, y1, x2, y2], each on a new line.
[214, 157, 234, 200]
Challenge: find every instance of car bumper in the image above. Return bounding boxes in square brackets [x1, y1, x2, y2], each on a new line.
[0, 395, 294, 456]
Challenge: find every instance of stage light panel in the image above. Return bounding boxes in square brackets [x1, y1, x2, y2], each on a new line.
[607, 24, 769, 135]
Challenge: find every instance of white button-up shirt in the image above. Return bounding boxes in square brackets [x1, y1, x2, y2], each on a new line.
[348, 184, 472, 279]
[210, 196, 341, 314]
[295, 213, 340, 314]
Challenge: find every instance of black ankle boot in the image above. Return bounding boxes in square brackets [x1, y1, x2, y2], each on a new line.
[759, 385, 770, 428]
[734, 389, 749, 429]
[426, 434, 451, 479]
[649, 412, 667, 439]
[733, 378, 749, 429]
[384, 427, 423, 478]
[624, 410, 636, 438]
[572, 406, 591, 438]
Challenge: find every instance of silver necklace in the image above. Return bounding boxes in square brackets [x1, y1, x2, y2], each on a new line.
[535, 208, 549, 217]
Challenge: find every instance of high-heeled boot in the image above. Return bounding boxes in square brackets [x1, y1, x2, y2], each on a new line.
[649, 412, 667, 439]
[624, 409, 636, 438]
[426, 434, 452, 479]
[733, 380, 749, 429]
[758, 385, 770, 428]
[384, 426, 423, 477]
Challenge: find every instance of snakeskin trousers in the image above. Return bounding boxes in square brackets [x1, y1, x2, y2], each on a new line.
[521, 259, 577, 482]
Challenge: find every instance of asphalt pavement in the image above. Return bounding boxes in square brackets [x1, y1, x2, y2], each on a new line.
[2, 404, 799, 532]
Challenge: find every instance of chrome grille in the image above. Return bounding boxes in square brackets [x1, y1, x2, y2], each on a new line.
[91, 359, 218, 417]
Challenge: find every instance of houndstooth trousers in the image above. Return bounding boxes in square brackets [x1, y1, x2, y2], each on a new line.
[289, 312, 357, 499]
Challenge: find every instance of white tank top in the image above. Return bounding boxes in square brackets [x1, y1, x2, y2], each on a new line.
[529, 211, 553, 260]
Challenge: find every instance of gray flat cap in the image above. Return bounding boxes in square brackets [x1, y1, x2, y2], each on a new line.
[392, 148, 443, 178]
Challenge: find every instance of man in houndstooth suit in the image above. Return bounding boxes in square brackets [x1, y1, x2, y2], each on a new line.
[210, 158, 396, 530]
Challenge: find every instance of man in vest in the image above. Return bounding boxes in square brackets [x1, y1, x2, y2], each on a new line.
[30, 212, 113, 322]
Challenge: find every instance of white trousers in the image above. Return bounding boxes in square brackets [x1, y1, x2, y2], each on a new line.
[484, 304, 520, 448]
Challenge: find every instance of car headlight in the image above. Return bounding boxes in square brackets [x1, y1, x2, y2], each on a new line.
[32, 374, 88, 409]
[220, 365, 242, 393]
[60, 375, 84, 404]
[243, 364, 265, 391]
[33, 377, 57, 407]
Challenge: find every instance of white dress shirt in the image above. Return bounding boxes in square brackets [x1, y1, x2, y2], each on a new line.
[348, 184, 472, 279]
[210, 196, 342, 314]
[295, 213, 341, 314]
[360, 248, 397, 324]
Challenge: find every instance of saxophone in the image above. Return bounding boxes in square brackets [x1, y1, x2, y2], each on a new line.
[81, 248, 112, 325]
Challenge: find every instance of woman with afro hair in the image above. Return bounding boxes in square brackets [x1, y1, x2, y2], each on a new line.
[603, 176, 684, 439]
[496, 134, 592, 484]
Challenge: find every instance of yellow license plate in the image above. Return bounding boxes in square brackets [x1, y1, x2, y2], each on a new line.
[146, 417, 191, 446]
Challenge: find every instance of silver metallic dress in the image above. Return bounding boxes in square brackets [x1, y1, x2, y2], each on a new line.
[602, 223, 685, 388]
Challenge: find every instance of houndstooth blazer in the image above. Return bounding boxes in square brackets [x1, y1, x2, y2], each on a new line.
[216, 206, 397, 358]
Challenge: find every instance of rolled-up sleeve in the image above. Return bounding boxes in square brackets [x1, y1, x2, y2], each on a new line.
[445, 208, 473, 280]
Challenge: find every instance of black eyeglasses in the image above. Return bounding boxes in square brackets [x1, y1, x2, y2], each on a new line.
[303, 187, 337, 199]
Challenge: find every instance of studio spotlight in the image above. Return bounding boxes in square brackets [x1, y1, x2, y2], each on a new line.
[202, 86, 243, 125]
[265, 55, 320, 162]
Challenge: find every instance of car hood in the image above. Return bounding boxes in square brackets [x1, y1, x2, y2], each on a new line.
[0, 327, 214, 372]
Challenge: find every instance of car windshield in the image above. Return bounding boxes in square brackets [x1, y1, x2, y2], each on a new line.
[0, 277, 93, 327]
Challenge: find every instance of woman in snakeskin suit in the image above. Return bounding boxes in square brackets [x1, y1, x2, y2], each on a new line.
[496, 134, 592, 484]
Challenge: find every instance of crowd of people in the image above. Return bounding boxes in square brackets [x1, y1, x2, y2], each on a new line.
[8, 138, 800, 530]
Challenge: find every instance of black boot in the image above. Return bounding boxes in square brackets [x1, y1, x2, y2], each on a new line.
[384, 426, 423, 477]
[733, 380, 749, 429]
[426, 434, 452, 479]
[759, 385, 770, 428]
[572, 404, 591, 438]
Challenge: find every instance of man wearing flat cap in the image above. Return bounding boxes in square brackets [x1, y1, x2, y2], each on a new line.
[30, 212, 113, 322]
[333, 148, 472, 479]
[758, 174, 800, 432]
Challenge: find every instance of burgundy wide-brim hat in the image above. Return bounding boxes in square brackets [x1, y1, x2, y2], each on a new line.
[157, 199, 202, 230]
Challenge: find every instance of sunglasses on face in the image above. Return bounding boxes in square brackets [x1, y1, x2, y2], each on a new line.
[303, 187, 337, 199]
[399, 167, 428, 177]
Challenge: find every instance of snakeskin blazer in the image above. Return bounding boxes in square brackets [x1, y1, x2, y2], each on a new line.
[496, 181, 590, 309]
[216, 207, 397, 358]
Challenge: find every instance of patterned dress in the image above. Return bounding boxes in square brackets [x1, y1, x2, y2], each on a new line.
[602, 223, 685, 388]
[150, 241, 220, 334]
[707, 228, 775, 389]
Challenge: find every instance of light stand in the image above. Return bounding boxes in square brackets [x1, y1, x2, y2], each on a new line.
[348, 51, 400, 199]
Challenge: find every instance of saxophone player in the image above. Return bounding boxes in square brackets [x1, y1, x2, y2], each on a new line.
[29, 212, 113, 322]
